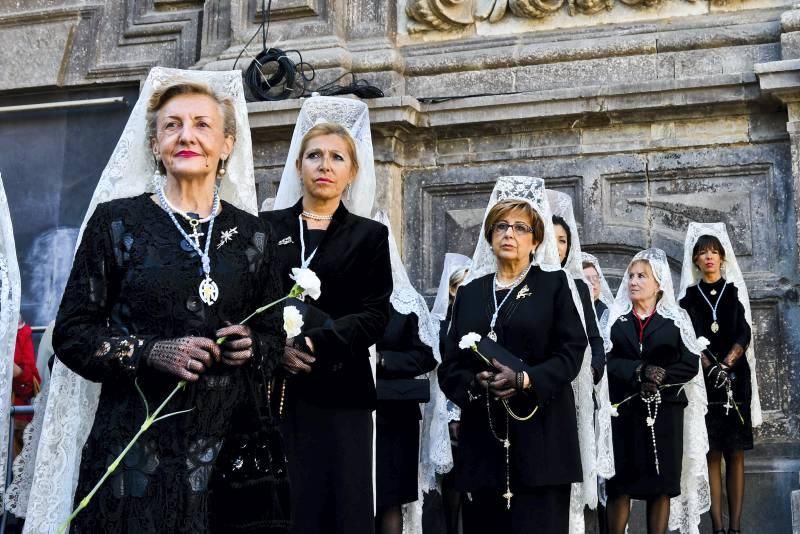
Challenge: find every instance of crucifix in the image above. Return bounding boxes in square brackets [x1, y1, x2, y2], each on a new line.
[187, 220, 205, 248]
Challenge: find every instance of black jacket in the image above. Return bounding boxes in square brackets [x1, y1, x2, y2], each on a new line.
[376, 310, 438, 423]
[607, 311, 700, 405]
[438, 267, 587, 490]
[261, 199, 392, 409]
[576, 279, 606, 382]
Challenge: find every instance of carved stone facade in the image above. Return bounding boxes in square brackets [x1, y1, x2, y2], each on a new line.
[2, 0, 800, 530]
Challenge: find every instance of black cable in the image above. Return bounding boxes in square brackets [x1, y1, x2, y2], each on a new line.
[306, 72, 384, 99]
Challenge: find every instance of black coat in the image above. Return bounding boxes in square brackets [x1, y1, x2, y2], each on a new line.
[606, 311, 700, 498]
[261, 199, 392, 409]
[377, 310, 438, 424]
[438, 267, 587, 491]
[576, 279, 605, 381]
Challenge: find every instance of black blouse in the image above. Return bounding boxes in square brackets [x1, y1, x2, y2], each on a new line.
[53, 194, 284, 533]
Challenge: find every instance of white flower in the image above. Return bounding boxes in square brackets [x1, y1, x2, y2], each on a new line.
[696, 336, 710, 349]
[290, 267, 321, 300]
[609, 404, 619, 417]
[283, 305, 304, 338]
[459, 332, 482, 350]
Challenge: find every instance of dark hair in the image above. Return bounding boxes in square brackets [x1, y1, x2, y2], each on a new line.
[692, 235, 726, 266]
[483, 199, 545, 245]
[552, 215, 572, 267]
[582, 261, 597, 273]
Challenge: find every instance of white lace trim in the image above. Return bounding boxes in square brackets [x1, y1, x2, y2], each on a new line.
[273, 96, 376, 218]
[8, 68, 257, 530]
[605, 248, 710, 534]
[677, 222, 761, 428]
[0, 174, 22, 513]
[431, 253, 471, 322]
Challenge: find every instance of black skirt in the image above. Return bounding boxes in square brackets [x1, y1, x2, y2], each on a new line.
[705, 364, 754, 451]
[607, 400, 685, 499]
[376, 417, 420, 509]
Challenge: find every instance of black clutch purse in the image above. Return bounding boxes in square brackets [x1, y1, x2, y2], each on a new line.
[376, 378, 431, 402]
[474, 337, 527, 373]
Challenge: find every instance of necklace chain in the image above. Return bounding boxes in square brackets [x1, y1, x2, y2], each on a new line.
[698, 279, 727, 323]
[160, 189, 217, 223]
[490, 263, 532, 338]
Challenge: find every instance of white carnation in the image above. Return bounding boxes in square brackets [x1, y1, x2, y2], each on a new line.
[283, 305, 304, 338]
[696, 336, 710, 349]
[459, 332, 482, 350]
[290, 267, 322, 301]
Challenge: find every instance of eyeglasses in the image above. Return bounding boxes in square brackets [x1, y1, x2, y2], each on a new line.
[492, 222, 534, 236]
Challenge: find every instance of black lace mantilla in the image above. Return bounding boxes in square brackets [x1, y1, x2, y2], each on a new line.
[53, 194, 285, 533]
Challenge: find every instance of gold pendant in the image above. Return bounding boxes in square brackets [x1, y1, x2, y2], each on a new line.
[711, 321, 719, 333]
[199, 276, 219, 306]
[488, 330, 497, 342]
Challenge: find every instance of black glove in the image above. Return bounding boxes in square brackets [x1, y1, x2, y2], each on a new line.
[282, 337, 315, 375]
[215, 324, 255, 367]
[640, 381, 659, 397]
[145, 337, 220, 381]
[642, 364, 666, 386]
[706, 364, 730, 390]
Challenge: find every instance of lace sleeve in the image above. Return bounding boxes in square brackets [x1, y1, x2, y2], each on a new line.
[52, 203, 154, 383]
[250, 224, 286, 378]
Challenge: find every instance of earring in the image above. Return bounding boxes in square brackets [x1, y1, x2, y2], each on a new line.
[218, 155, 228, 176]
[153, 156, 162, 176]
[346, 182, 352, 201]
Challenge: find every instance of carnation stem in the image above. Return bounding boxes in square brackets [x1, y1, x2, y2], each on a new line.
[58, 381, 189, 533]
[59, 284, 300, 532]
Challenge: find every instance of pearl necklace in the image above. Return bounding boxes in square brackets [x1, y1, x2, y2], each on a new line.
[302, 210, 334, 221]
[489, 263, 533, 341]
[160, 189, 218, 223]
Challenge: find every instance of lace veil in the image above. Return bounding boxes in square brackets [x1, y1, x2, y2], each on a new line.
[580, 252, 615, 312]
[464, 176, 597, 518]
[6, 67, 257, 530]
[373, 212, 452, 534]
[272, 96, 375, 218]
[605, 248, 710, 534]
[431, 253, 471, 322]
[677, 222, 761, 428]
[0, 174, 21, 512]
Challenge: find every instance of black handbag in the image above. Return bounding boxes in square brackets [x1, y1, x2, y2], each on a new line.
[474, 337, 527, 373]
[376, 378, 431, 402]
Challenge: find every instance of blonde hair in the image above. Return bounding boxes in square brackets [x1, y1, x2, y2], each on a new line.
[297, 123, 359, 177]
[146, 80, 237, 142]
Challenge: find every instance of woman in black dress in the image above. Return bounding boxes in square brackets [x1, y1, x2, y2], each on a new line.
[605, 248, 702, 534]
[263, 97, 392, 534]
[439, 176, 587, 534]
[678, 223, 761, 534]
[51, 73, 283, 533]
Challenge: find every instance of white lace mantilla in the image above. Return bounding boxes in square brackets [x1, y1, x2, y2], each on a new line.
[0, 174, 22, 514]
[273, 96, 375, 218]
[605, 248, 710, 534]
[677, 222, 761, 428]
[7, 68, 258, 531]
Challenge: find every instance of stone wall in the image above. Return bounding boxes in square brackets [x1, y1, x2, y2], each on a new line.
[2, 0, 800, 530]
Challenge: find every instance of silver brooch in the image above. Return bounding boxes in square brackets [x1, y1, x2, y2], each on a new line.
[516, 285, 531, 300]
[278, 236, 294, 246]
[619, 316, 628, 322]
[217, 227, 239, 249]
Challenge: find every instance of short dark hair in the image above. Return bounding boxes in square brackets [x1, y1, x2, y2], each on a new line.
[552, 215, 572, 267]
[483, 199, 545, 245]
[692, 235, 726, 265]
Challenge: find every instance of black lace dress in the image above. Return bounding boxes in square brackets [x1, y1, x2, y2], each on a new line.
[679, 278, 753, 451]
[53, 194, 284, 533]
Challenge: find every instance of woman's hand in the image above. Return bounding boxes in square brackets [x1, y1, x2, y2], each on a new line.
[642, 364, 666, 386]
[488, 359, 517, 400]
[282, 337, 315, 375]
[145, 337, 221, 381]
[215, 324, 255, 366]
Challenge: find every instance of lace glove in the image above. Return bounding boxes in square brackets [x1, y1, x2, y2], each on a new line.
[640, 381, 659, 397]
[144, 337, 220, 381]
[215, 324, 254, 367]
[723, 343, 745, 368]
[706, 364, 730, 390]
[642, 364, 666, 386]
[282, 337, 315, 375]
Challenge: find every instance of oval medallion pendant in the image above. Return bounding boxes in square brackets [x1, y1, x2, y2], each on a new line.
[710, 321, 719, 334]
[199, 276, 219, 306]
[488, 330, 498, 341]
